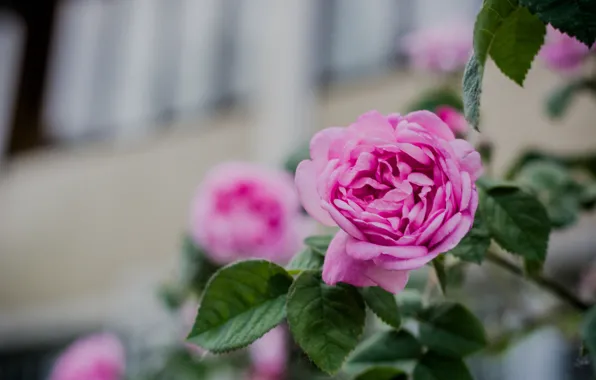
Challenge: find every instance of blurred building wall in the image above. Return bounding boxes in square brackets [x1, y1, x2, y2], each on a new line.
[0, 12, 24, 163]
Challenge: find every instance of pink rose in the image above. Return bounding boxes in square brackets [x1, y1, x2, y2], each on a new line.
[49, 333, 125, 380]
[248, 326, 287, 380]
[190, 162, 309, 265]
[539, 25, 594, 72]
[436, 106, 468, 137]
[295, 110, 482, 293]
[402, 24, 473, 73]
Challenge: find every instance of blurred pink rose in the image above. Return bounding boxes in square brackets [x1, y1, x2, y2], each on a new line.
[295, 110, 481, 293]
[190, 162, 309, 265]
[539, 25, 594, 72]
[248, 327, 287, 380]
[403, 24, 472, 73]
[181, 301, 205, 357]
[49, 333, 125, 380]
[436, 106, 468, 137]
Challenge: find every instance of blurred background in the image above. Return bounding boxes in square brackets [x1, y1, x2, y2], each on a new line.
[0, 0, 595, 379]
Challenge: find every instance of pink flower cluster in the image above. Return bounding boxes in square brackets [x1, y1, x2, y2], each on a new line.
[296, 110, 481, 293]
[539, 25, 595, 72]
[49, 333, 125, 380]
[403, 24, 473, 73]
[190, 163, 309, 266]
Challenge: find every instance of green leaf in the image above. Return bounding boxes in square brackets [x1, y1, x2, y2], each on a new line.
[489, 7, 546, 85]
[349, 330, 423, 366]
[432, 256, 448, 295]
[449, 213, 490, 264]
[516, 160, 581, 228]
[155, 349, 210, 380]
[582, 306, 596, 375]
[546, 79, 590, 119]
[580, 180, 596, 210]
[304, 235, 334, 256]
[462, 55, 483, 131]
[396, 290, 424, 318]
[187, 260, 292, 352]
[287, 271, 366, 374]
[520, 0, 596, 46]
[474, 0, 519, 66]
[360, 287, 401, 329]
[413, 352, 473, 380]
[418, 302, 487, 357]
[181, 235, 219, 294]
[287, 247, 324, 271]
[355, 367, 408, 380]
[406, 87, 464, 113]
[479, 183, 551, 261]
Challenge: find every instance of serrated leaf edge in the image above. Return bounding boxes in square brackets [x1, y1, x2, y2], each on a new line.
[286, 271, 366, 375]
[187, 259, 291, 353]
[360, 288, 402, 329]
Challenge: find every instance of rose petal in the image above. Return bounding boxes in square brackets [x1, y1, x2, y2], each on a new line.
[295, 160, 336, 226]
[408, 172, 434, 186]
[429, 212, 463, 247]
[405, 110, 455, 141]
[333, 199, 360, 218]
[339, 152, 377, 186]
[450, 139, 483, 180]
[322, 231, 375, 287]
[373, 252, 439, 270]
[460, 171, 472, 211]
[399, 143, 432, 165]
[415, 209, 447, 245]
[351, 177, 390, 190]
[322, 202, 367, 240]
[347, 239, 428, 260]
[429, 214, 473, 254]
[365, 267, 410, 294]
[317, 159, 342, 201]
[365, 231, 401, 245]
[310, 127, 346, 166]
[430, 185, 446, 214]
[348, 110, 395, 140]
[469, 185, 479, 216]
[383, 182, 413, 202]
[387, 113, 403, 128]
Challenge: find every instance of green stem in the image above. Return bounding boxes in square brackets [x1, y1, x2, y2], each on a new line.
[287, 269, 302, 276]
[485, 250, 590, 312]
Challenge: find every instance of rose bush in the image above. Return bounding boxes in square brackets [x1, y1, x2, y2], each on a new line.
[539, 25, 594, 72]
[49, 333, 125, 380]
[295, 110, 482, 293]
[190, 162, 309, 265]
